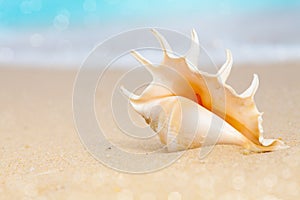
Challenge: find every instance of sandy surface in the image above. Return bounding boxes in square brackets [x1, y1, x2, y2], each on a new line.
[1, 63, 300, 200]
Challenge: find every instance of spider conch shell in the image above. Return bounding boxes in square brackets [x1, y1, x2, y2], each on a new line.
[121, 29, 288, 152]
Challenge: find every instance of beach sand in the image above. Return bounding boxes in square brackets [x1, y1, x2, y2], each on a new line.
[1, 63, 300, 199]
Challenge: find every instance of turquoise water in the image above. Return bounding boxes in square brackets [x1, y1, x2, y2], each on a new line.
[1, 0, 299, 27]
[0, 0, 299, 66]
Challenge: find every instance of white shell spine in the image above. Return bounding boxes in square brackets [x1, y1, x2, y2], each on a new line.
[121, 29, 288, 153]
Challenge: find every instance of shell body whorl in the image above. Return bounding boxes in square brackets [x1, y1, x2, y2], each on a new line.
[121, 29, 288, 152]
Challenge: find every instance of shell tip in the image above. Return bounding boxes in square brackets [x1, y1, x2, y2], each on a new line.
[217, 49, 233, 83]
[120, 85, 130, 98]
[240, 73, 259, 98]
[120, 86, 138, 100]
[191, 28, 199, 44]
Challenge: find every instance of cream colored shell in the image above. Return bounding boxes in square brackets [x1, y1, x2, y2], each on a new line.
[121, 29, 288, 152]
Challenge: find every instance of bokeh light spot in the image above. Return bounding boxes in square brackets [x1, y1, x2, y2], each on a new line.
[53, 13, 69, 31]
[19, 0, 42, 14]
[168, 192, 182, 200]
[83, 0, 97, 12]
[0, 47, 14, 62]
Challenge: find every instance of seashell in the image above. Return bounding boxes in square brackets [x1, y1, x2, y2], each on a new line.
[121, 29, 288, 153]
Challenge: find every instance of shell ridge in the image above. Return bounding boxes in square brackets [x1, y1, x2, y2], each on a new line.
[120, 29, 288, 153]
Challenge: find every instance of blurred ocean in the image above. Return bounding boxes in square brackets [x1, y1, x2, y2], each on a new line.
[0, 0, 300, 68]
